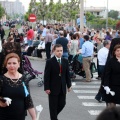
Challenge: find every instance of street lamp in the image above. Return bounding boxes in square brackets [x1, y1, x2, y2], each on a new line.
[106, 0, 108, 30]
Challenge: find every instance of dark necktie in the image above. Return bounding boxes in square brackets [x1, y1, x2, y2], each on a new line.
[57, 59, 61, 64]
[57, 59, 61, 76]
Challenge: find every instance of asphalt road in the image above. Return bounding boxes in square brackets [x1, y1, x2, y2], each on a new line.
[25, 57, 106, 120]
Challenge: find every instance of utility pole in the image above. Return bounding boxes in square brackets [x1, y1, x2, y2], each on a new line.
[106, 0, 108, 30]
[80, 0, 84, 32]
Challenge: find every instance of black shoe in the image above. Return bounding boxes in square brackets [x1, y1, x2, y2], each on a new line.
[95, 93, 102, 102]
[95, 96, 102, 102]
[96, 77, 101, 80]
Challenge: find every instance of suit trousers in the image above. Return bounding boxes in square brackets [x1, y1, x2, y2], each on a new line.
[45, 42, 51, 59]
[83, 57, 92, 81]
[48, 90, 66, 120]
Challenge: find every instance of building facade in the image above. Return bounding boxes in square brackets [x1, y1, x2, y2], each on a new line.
[85, 7, 107, 18]
[0, 0, 25, 15]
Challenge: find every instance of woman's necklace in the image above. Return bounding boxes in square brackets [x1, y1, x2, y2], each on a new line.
[7, 72, 20, 83]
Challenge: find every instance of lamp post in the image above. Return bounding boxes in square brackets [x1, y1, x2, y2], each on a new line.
[106, 0, 108, 30]
[80, 0, 84, 32]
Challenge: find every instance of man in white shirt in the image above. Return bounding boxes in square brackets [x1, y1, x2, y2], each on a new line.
[95, 40, 111, 102]
[98, 40, 111, 79]
[37, 37, 45, 58]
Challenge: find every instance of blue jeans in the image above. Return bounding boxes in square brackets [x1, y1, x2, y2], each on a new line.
[98, 65, 105, 78]
[62, 52, 68, 59]
[27, 40, 33, 46]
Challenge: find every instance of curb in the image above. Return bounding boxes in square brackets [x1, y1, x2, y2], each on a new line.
[27, 56, 45, 61]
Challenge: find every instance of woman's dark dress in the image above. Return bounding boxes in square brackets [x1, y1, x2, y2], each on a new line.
[0, 75, 34, 120]
[104, 57, 120, 104]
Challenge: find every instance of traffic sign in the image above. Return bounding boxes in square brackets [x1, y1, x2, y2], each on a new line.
[29, 14, 36, 22]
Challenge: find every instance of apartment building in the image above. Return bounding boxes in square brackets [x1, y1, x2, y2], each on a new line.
[0, 0, 25, 15]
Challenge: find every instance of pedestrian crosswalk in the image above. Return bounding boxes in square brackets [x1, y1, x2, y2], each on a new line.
[72, 72, 105, 116]
[73, 90, 98, 93]
[88, 110, 102, 116]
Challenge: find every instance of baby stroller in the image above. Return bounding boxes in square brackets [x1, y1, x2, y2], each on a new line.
[69, 54, 85, 79]
[69, 54, 94, 79]
[22, 55, 44, 87]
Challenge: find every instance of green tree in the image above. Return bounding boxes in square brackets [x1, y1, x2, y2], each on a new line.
[24, 12, 29, 21]
[86, 12, 95, 21]
[0, 4, 5, 19]
[108, 10, 119, 19]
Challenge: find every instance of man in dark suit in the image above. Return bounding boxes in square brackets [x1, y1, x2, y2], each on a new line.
[44, 44, 71, 120]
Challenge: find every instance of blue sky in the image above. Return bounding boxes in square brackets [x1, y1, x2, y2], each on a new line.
[10, 0, 120, 11]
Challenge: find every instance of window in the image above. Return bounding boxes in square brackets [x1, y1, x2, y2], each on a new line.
[97, 12, 100, 15]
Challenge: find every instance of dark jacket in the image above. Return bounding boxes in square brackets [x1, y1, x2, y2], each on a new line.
[0, 29, 5, 38]
[44, 56, 71, 95]
[104, 57, 120, 86]
[56, 37, 68, 53]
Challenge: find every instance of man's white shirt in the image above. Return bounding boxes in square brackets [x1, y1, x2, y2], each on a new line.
[98, 47, 109, 65]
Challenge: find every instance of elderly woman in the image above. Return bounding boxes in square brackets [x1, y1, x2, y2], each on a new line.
[37, 37, 45, 58]
[0, 53, 36, 120]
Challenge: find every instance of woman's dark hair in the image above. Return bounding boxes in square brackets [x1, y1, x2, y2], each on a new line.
[96, 107, 120, 120]
[72, 34, 76, 40]
[84, 35, 89, 41]
[91, 36, 94, 40]
[112, 44, 120, 57]
[36, 36, 39, 40]
[75, 33, 80, 39]
[106, 31, 110, 36]
[63, 30, 67, 37]
[107, 38, 120, 60]
[69, 32, 73, 39]
[97, 30, 99, 33]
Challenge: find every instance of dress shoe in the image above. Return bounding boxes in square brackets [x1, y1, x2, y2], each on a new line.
[96, 77, 101, 80]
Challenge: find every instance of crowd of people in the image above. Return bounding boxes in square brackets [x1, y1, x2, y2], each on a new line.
[0, 21, 120, 120]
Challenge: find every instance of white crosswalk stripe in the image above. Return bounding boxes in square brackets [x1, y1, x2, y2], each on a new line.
[82, 102, 106, 107]
[78, 96, 95, 99]
[72, 72, 105, 117]
[74, 81, 101, 84]
[72, 85, 99, 88]
[88, 110, 102, 115]
[73, 90, 98, 93]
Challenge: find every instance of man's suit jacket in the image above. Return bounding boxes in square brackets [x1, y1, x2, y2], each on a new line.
[44, 56, 71, 95]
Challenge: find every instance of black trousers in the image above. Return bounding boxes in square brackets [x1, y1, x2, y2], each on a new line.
[37, 49, 45, 58]
[97, 59, 100, 77]
[27, 46, 35, 56]
[1, 35, 4, 40]
[45, 42, 51, 59]
[48, 91, 66, 120]
[95, 65, 105, 101]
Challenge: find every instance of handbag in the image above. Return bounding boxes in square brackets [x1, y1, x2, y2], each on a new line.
[90, 62, 97, 73]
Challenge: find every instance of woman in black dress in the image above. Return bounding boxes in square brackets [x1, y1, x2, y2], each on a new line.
[0, 53, 36, 120]
[104, 44, 120, 107]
